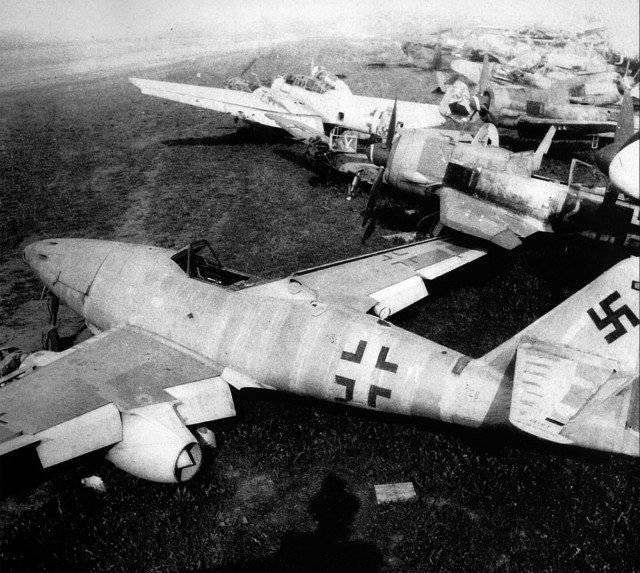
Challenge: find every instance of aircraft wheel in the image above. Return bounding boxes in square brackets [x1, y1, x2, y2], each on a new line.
[415, 211, 440, 239]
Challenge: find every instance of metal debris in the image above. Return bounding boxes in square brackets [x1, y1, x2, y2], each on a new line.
[374, 482, 417, 504]
[81, 475, 107, 493]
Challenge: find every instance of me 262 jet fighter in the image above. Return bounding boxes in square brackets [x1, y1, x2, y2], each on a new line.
[1, 236, 637, 484]
[129, 66, 443, 144]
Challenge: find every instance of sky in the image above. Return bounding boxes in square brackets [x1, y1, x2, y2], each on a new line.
[1, 0, 638, 55]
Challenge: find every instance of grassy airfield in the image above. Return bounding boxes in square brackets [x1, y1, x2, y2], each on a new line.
[0, 37, 637, 572]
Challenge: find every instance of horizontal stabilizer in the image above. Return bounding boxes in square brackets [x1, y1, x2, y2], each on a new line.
[560, 374, 638, 456]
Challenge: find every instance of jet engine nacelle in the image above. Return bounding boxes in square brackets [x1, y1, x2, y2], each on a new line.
[106, 403, 202, 483]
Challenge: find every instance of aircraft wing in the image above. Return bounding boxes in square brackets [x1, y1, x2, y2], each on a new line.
[0, 325, 234, 468]
[130, 78, 324, 133]
[264, 113, 326, 141]
[350, 95, 444, 129]
[283, 236, 487, 317]
[438, 187, 543, 249]
[516, 116, 618, 139]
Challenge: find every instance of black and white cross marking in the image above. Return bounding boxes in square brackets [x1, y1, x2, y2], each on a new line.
[334, 339, 398, 407]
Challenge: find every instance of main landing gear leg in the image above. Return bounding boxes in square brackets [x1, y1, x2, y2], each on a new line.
[346, 171, 362, 201]
[42, 289, 60, 351]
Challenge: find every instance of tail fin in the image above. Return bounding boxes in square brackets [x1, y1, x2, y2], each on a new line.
[613, 92, 635, 147]
[483, 256, 639, 372]
[482, 257, 639, 455]
[470, 123, 499, 147]
[595, 92, 634, 173]
[530, 126, 556, 171]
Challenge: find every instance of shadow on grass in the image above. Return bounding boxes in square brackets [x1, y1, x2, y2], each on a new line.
[163, 126, 288, 147]
[208, 473, 383, 572]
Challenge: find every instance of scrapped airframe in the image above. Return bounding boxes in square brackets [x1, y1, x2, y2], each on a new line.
[347, 95, 640, 251]
[130, 65, 444, 144]
[0, 236, 637, 484]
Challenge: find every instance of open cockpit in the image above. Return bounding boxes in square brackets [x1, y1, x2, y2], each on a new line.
[171, 240, 255, 288]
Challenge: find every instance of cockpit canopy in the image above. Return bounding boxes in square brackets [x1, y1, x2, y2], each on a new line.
[171, 240, 253, 288]
[284, 74, 333, 94]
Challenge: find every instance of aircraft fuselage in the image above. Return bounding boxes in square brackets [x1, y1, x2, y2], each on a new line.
[25, 240, 508, 428]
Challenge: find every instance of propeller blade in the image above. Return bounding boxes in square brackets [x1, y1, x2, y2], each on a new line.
[385, 98, 398, 149]
[239, 56, 260, 78]
[362, 167, 385, 226]
[361, 217, 378, 244]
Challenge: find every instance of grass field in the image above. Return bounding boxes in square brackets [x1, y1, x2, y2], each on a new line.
[0, 36, 637, 572]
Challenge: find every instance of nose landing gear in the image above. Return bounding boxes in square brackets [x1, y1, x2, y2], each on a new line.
[42, 289, 60, 351]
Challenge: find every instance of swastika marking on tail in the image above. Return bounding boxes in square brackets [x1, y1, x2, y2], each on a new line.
[587, 291, 639, 343]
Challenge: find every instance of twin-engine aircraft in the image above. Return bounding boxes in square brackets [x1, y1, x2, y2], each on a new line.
[356, 93, 639, 251]
[445, 58, 626, 107]
[440, 56, 637, 142]
[130, 66, 443, 143]
[1, 236, 637, 484]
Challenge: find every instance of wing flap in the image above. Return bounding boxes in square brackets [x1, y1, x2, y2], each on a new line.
[165, 377, 236, 425]
[264, 113, 325, 141]
[36, 404, 122, 468]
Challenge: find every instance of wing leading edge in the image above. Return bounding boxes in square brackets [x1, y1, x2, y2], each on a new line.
[247, 235, 487, 317]
[130, 78, 324, 134]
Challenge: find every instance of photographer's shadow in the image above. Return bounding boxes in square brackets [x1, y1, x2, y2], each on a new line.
[272, 473, 382, 572]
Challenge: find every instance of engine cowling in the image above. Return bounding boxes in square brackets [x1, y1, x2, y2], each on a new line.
[106, 402, 202, 483]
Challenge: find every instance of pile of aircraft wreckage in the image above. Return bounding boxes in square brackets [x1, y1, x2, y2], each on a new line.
[1, 25, 639, 487]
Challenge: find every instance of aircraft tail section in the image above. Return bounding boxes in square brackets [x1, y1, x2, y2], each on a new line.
[481, 257, 639, 455]
[595, 93, 635, 173]
[613, 92, 635, 148]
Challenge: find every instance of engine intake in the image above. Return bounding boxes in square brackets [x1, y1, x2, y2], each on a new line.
[106, 402, 202, 483]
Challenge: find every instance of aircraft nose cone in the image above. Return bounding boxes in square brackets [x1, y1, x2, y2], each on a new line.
[24, 239, 66, 287]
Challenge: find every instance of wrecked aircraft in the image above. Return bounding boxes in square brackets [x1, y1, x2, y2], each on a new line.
[440, 56, 636, 142]
[130, 65, 443, 145]
[0, 235, 637, 485]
